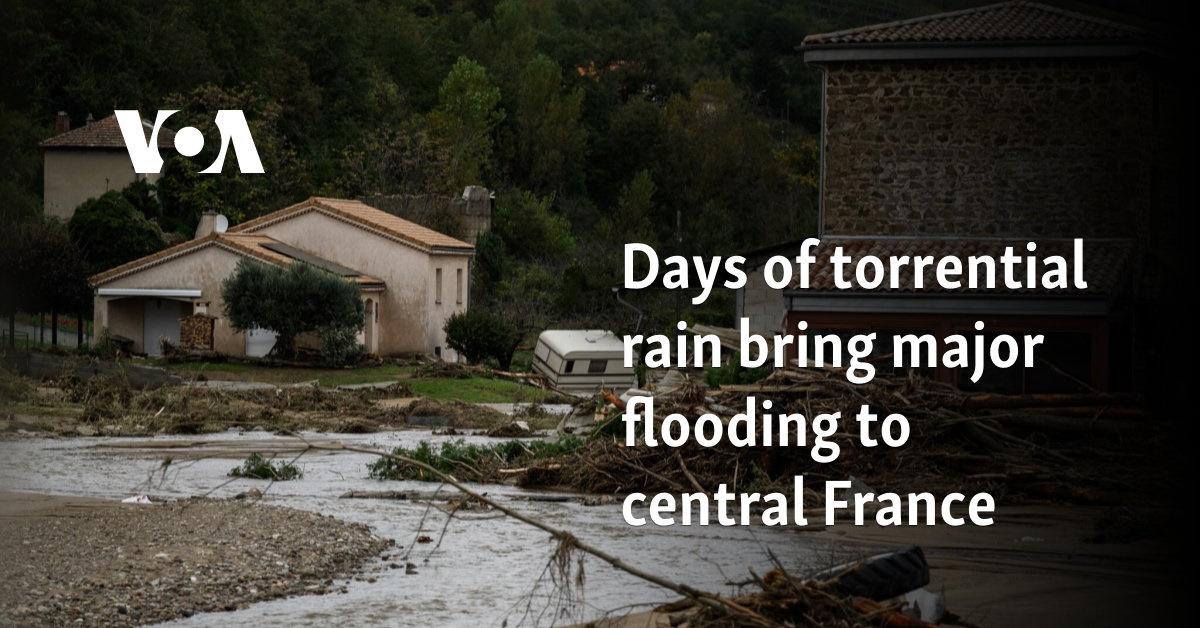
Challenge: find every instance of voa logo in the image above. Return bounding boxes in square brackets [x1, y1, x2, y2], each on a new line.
[114, 109, 264, 174]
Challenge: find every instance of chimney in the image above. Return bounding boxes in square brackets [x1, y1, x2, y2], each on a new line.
[194, 211, 218, 239]
[85, 113, 95, 125]
[54, 112, 70, 135]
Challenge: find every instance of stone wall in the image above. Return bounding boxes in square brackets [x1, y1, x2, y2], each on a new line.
[361, 186, 491, 245]
[820, 57, 1155, 239]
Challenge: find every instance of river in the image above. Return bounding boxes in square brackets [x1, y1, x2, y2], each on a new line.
[0, 429, 844, 627]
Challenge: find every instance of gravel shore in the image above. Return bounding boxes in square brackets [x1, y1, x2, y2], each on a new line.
[0, 494, 392, 626]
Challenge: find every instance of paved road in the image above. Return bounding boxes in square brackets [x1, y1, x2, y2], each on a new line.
[1, 318, 91, 349]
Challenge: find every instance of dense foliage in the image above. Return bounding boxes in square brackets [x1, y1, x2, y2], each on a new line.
[220, 259, 365, 361]
[443, 309, 521, 369]
[5, 0, 1151, 338]
[229, 452, 302, 481]
[68, 189, 168, 274]
[367, 436, 585, 481]
[0, 218, 91, 345]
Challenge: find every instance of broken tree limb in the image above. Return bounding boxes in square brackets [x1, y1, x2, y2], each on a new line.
[339, 490, 413, 500]
[674, 450, 707, 495]
[613, 455, 689, 493]
[307, 441, 775, 626]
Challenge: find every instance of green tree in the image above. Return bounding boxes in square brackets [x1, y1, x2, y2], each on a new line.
[0, 218, 90, 347]
[601, 168, 658, 248]
[429, 56, 505, 191]
[506, 54, 587, 194]
[158, 83, 309, 226]
[492, 190, 574, 262]
[68, 190, 167, 274]
[335, 117, 448, 197]
[443, 309, 521, 370]
[0, 104, 44, 225]
[658, 78, 810, 254]
[220, 259, 364, 361]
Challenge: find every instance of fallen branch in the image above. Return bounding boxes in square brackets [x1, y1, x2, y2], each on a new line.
[675, 450, 707, 495]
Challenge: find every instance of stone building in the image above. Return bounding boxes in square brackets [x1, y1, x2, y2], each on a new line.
[804, 1, 1163, 242]
[742, 1, 1178, 393]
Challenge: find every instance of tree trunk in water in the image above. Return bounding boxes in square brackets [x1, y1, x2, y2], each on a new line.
[51, 308, 58, 346]
[6, 314, 13, 348]
[77, 313, 84, 347]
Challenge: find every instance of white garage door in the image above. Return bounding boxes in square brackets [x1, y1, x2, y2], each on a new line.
[143, 300, 185, 356]
[245, 328, 278, 358]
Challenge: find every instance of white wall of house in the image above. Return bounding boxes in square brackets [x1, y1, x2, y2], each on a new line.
[94, 246, 245, 355]
[43, 150, 160, 220]
[736, 267, 788, 335]
[243, 210, 470, 358]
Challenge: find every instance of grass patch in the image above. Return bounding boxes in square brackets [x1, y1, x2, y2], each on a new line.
[368, 436, 585, 482]
[166, 361, 404, 388]
[3, 402, 84, 419]
[229, 452, 302, 480]
[0, 368, 35, 403]
[404, 376, 558, 404]
[167, 359, 556, 403]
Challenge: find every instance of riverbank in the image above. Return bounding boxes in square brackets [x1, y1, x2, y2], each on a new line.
[0, 492, 392, 627]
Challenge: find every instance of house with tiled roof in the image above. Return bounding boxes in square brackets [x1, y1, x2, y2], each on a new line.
[91, 197, 474, 359]
[39, 112, 176, 220]
[736, 1, 1177, 393]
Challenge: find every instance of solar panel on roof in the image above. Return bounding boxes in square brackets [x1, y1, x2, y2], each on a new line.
[259, 242, 361, 277]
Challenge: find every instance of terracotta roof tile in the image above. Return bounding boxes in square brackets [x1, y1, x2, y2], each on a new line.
[787, 238, 1132, 296]
[229, 197, 475, 253]
[801, 1, 1145, 48]
[90, 234, 220, 285]
[39, 114, 176, 150]
[90, 233, 384, 287]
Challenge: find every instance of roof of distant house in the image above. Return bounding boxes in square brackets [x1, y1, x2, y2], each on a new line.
[230, 197, 475, 254]
[801, 1, 1148, 60]
[39, 114, 176, 150]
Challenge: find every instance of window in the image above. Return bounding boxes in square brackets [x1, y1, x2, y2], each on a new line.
[588, 360, 607, 374]
[435, 268, 443, 304]
[565, 359, 575, 373]
[456, 268, 463, 304]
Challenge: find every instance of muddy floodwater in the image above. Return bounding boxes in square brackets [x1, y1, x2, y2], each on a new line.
[0, 430, 838, 626]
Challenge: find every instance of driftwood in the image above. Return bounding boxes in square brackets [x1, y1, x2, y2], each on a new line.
[339, 490, 456, 500]
[518, 364, 1166, 507]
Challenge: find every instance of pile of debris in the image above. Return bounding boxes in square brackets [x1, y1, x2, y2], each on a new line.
[522, 367, 1169, 507]
[660, 546, 964, 627]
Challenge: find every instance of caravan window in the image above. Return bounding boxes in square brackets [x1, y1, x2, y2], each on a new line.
[565, 359, 575, 373]
[588, 360, 607, 374]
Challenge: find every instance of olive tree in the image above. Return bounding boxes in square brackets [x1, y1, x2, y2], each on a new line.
[221, 259, 364, 363]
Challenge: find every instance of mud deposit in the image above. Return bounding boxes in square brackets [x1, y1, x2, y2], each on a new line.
[0, 496, 390, 626]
